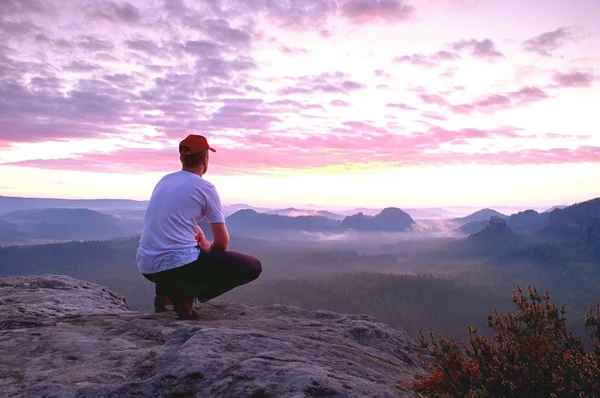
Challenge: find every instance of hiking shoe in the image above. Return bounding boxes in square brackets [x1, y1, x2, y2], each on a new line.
[172, 291, 200, 320]
[177, 308, 200, 320]
[154, 294, 174, 313]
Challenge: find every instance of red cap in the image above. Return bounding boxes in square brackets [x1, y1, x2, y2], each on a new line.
[179, 134, 216, 155]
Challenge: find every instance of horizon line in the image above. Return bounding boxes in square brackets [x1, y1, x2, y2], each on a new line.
[0, 193, 584, 213]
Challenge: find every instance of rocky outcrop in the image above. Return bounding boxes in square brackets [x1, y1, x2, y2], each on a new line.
[487, 216, 507, 232]
[0, 275, 129, 322]
[454, 215, 525, 255]
[0, 275, 430, 397]
[471, 216, 518, 240]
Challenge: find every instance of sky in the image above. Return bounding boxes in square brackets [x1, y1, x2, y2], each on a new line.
[0, 0, 598, 210]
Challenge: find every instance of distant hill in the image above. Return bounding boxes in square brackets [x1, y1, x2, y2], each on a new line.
[468, 216, 520, 241]
[3, 208, 118, 224]
[341, 207, 415, 232]
[543, 205, 568, 213]
[266, 208, 345, 220]
[0, 208, 141, 242]
[537, 197, 600, 241]
[0, 196, 280, 219]
[460, 209, 549, 235]
[225, 209, 341, 233]
[456, 220, 487, 234]
[0, 218, 19, 231]
[509, 210, 549, 232]
[198, 207, 416, 238]
[0, 195, 147, 214]
[222, 204, 273, 217]
[338, 207, 456, 219]
[453, 216, 527, 255]
[0, 218, 27, 243]
[452, 209, 507, 225]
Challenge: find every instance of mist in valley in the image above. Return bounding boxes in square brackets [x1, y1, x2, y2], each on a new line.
[0, 197, 598, 347]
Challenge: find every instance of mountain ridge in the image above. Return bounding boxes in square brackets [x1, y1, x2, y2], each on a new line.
[459, 198, 600, 239]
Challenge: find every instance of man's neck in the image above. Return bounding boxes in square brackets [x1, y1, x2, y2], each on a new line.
[182, 167, 204, 177]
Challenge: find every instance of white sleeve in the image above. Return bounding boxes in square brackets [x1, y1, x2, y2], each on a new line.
[203, 184, 226, 224]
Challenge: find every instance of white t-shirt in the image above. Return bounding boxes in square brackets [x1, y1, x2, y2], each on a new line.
[136, 170, 225, 274]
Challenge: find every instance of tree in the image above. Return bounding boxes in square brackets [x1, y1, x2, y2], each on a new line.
[413, 285, 600, 397]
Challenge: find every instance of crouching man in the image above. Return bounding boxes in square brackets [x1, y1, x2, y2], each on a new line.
[136, 134, 262, 319]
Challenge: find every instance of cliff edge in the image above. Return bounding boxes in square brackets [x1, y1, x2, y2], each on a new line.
[0, 275, 429, 397]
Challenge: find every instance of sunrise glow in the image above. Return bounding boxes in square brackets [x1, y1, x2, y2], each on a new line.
[0, 0, 598, 208]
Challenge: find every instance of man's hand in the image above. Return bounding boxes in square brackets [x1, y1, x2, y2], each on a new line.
[195, 225, 212, 251]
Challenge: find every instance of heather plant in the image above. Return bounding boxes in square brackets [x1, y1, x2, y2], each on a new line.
[413, 285, 600, 397]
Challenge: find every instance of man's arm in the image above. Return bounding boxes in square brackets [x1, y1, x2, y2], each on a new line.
[208, 222, 229, 251]
[201, 182, 227, 250]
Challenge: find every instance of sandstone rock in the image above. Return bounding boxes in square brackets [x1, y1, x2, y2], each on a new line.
[0, 274, 129, 322]
[0, 275, 430, 397]
[488, 215, 507, 231]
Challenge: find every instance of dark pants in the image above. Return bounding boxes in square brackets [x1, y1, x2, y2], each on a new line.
[143, 250, 262, 303]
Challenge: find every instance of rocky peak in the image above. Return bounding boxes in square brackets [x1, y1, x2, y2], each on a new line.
[0, 275, 430, 397]
[488, 215, 508, 231]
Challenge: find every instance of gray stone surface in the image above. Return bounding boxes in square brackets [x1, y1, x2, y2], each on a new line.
[0, 275, 430, 397]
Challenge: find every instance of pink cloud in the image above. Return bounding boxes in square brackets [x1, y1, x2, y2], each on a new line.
[126, 39, 162, 56]
[83, 1, 142, 23]
[279, 45, 311, 55]
[342, 0, 415, 23]
[552, 71, 595, 87]
[330, 99, 351, 107]
[472, 94, 510, 108]
[6, 124, 588, 175]
[213, 0, 419, 30]
[545, 133, 591, 141]
[187, 18, 253, 48]
[419, 94, 448, 106]
[522, 27, 578, 57]
[510, 86, 549, 102]
[450, 38, 504, 60]
[278, 72, 366, 97]
[421, 112, 447, 121]
[77, 35, 115, 52]
[1, 0, 598, 186]
[64, 60, 102, 73]
[253, 0, 338, 30]
[394, 50, 459, 68]
[0, 0, 55, 16]
[7, 141, 599, 174]
[386, 103, 417, 111]
[421, 86, 549, 115]
[374, 69, 391, 78]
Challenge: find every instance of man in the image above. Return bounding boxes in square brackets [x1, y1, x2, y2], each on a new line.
[136, 134, 262, 319]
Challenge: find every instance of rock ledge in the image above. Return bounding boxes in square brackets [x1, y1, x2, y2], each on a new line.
[0, 275, 429, 397]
